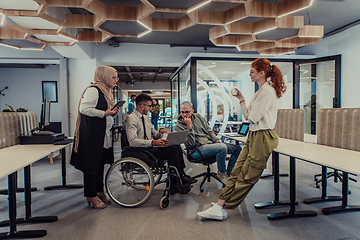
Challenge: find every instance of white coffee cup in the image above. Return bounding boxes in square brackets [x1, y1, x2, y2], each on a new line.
[231, 88, 237, 95]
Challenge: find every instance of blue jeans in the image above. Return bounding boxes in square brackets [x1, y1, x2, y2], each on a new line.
[151, 117, 159, 131]
[191, 143, 241, 174]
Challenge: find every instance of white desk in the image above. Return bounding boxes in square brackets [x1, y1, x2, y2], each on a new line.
[0, 143, 80, 239]
[219, 134, 360, 219]
[0, 150, 52, 239]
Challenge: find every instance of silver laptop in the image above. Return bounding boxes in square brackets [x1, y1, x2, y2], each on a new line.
[162, 130, 189, 146]
[224, 122, 250, 137]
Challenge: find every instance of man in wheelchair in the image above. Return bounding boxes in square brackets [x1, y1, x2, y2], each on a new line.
[124, 93, 196, 195]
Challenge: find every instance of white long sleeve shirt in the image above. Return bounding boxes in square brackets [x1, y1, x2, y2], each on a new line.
[79, 87, 113, 148]
[241, 81, 277, 131]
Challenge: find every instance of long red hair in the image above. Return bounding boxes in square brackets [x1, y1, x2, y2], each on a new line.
[251, 58, 286, 98]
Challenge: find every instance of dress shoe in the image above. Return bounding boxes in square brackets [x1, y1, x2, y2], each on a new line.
[86, 197, 107, 209]
[183, 174, 197, 184]
[97, 192, 112, 205]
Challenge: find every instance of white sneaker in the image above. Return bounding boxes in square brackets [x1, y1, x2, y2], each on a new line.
[197, 203, 228, 220]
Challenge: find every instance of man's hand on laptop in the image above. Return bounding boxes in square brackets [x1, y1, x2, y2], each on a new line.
[152, 138, 169, 147]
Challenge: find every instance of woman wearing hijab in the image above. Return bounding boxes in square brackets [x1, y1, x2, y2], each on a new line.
[70, 65, 120, 209]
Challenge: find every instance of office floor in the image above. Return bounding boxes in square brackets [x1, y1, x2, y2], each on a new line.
[1, 142, 360, 240]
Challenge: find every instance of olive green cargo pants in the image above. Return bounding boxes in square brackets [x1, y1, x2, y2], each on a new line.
[219, 129, 279, 209]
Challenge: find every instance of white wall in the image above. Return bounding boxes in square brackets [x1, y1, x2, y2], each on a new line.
[97, 42, 239, 67]
[297, 24, 360, 108]
[68, 58, 98, 136]
[0, 65, 61, 122]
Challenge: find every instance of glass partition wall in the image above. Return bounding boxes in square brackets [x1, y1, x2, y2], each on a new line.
[171, 57, 295, 133]
[298, 55, 340, 140]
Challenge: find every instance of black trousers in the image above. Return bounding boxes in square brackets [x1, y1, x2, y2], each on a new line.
[83, 148, 112, 197]
[145, 145, 186, 176]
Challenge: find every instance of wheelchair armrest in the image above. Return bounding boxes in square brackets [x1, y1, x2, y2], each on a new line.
[122, 146, 158, 162]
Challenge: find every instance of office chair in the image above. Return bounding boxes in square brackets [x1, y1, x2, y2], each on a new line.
[314, 169, 357, 193]
[185, 146, 225, 192]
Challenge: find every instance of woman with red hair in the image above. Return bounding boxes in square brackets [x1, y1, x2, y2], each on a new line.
[197, 58, 286, 220]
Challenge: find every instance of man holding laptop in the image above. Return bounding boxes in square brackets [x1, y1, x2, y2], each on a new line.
[175, 101, 241, 180]
[124, 94, 196, 194]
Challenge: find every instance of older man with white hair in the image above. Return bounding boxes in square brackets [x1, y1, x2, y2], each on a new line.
[175, 101, 241, 179]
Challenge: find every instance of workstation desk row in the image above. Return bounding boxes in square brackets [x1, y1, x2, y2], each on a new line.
[0, 143, 82, 239]
[218, 134, 360, 220]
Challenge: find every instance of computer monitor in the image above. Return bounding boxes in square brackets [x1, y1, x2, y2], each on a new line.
[40, 99, 51, 130]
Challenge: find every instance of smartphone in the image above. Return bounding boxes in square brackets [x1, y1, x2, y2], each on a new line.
[111, 101, 125, 110]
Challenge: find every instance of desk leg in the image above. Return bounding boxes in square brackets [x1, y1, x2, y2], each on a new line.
[268, 157, 317, 220]
[0, 172, 47, 239]
[260, 152, 288, 179]
[255, 152, 293, 209]
[44, 148, 83, 191]
[0, 166, 58, 227]
[322, 172, 360, 215]
[304, 166, 342, 204]
[0, 171, 37, 195]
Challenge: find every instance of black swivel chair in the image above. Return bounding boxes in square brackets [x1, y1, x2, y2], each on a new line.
[186, 146, 226, 192]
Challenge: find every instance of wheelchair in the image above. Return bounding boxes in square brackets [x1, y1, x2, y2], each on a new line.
[105, 127, 188, 209]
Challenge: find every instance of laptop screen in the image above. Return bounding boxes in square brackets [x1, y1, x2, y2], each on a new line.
[239, 123, 250, 135]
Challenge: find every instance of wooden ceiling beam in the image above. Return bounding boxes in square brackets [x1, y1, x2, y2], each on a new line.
[140, 0, 156, 10]
[277, 0, 313, 17]
[276, 15, 304, 29]
[106, 6, 137, 21]
[37, 5, 48, 15]
[25, 36, 47, 45]
[209, 25, 228, 39]
[64, 14, 95, 28]
[151, 18, 178, 31]
[212, 0, 249, 3]
[227, 22, 253, 34]
[245, 1, 277, 18]
[188, 10, 224, 25]
[239, 41, 276, 51]
[0, 28, 26, 39]
[43, 0, 83, 7]
[259, 47, 296, 55]
[155, 8, 187, 13]
[224, 4, 247, 24]
[28, 29, 58, 35]
[298, 25, 324, 38]
[1, 10, 38, 17]
[78, 30, 102, 42]
[85, 0, 107, 19]
[177, 15, 196, 32]
[137, 3, 155, 21]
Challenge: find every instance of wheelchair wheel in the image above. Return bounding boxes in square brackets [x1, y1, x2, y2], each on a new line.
[105, 157, 155, 207]
[160, 196, 169, 209]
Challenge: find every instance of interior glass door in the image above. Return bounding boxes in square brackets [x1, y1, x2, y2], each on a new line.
[299, 60, 337, 136]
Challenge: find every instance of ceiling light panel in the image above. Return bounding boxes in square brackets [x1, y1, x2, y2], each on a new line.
[8, 16, 59, 30]
[100, 21, 147, 35]
[33, 34, 74, 42]
[0, 0, 39, 10]
[149, 0, 204, 9]
[100, 0, 142, 7]
[150, 12, 187, 20]
[256, 28, 299, 40]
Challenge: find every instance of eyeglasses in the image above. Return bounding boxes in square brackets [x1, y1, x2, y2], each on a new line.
[181, 111, 191, 114]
